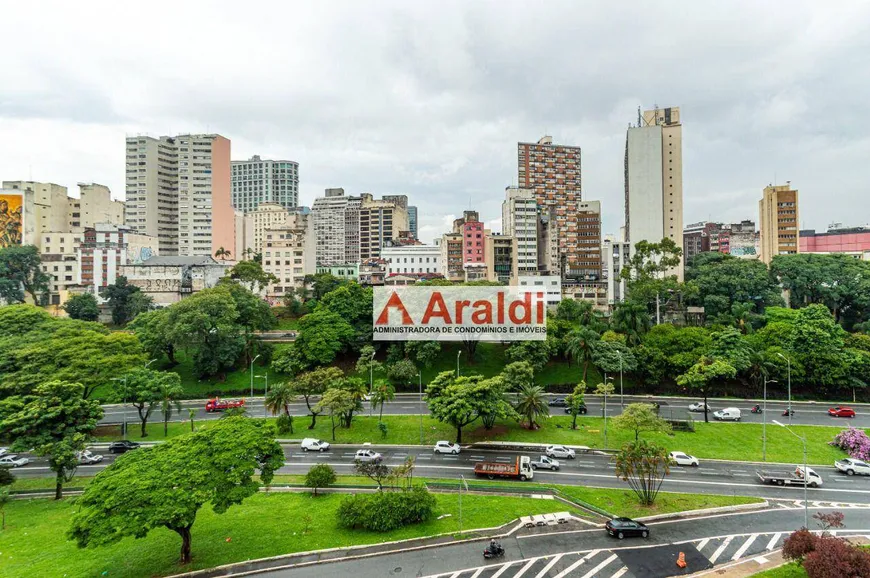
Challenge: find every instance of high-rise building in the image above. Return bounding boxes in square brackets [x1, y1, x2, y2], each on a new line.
[603, 233, 631, 306]
[759, 183, 800, 264]
[231, 155, 299, 214]
[501, 186, 539, 276]
[125, 134, 234, 258]
[625, 106, 684, 277]
[68, 183, 125, 232]
[407, 206, 418, 239]
[682, 221, 726, 263]
[485, 233, 517, 284]
[360, 194, 409, 260]
[517, 136, 583, 278]
[575, 200, 602, 281]
[261, 213, 315, 302]
[311, 188, 362, 266]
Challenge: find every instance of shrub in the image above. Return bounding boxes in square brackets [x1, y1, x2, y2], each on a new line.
[276, 414, 294, 435]
[783, 528, 817, 562]
[830, 427, 870, 461]
[803, 536, 870, 578]
[304, 464, 336, 496]
[337, 487, 436, 531]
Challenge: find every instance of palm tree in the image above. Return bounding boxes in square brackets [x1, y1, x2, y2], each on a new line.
[370, 381, 396, 422]
[155, 381, 183, 436]
[730, 302, 754, 334]
[214, 247, 231, 261]
[611, 300, 652, 346]
[514, 384, 549, 429]
[565, 328, 599, 382]
[265, 381, 296, 418]
[747, 350, 774, 395]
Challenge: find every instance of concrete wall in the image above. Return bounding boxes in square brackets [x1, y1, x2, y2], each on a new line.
[627, 125, 664, 245]
[210, 136, 235, 258]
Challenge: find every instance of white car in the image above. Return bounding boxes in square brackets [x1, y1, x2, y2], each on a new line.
[835, 458, 870, 476]
[301, 438, 330, 452]
[77, 451, 104, 465]
[668, 451, 699, 467]
[354, 449, 383, 463]
[688, 402, 711, 413]
[0, 455, 29, 468]
[434, 441, 461, 454]
[713, 407, 741, 422]
[0, 447, 8, 457]
[545, 445, 575, 459]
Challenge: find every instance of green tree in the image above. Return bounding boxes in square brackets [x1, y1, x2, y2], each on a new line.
[216, 281, 277, 365]
[565, 328, 600, 382]
[514, 384, 549, 429]
[425, 372, 497, 443]
[500, 361, 535, 392]
[676, 357, 737, 423]
[370, 381, 396, 422]
[68, 417, 283, 563]
[0, 467, 12, 530]
[315, 388, 357, 441]
[63, 292, 100, 321]
[592, 340, 637, 379]
[265, 381, 296, 420]
[335, 377, 367, 426]
[709, 327, 752, 373]
[387, 359, 417, 387]
[612, 403, 671, 441]
[619, 239, 686, 309]
[476, 376, 516, 430]
[610, 300, 652, 346]
[214, 247, 231, 261]
[227, 259, 278, 294]
[505, 340, 554, 373]
[405, 341, 441, 368]
[303, 273, 346, 300]
[292, 367, 344, 429]
[565, 381, 587, 430]
[0, 381, 103, 499]
[104, 276, 150, 326]
[355, 345, 384, 376]
[614, 440, 670, 506]
[155, 376, 184, 437]
[305, 463, 336, 496]
[294, 309, 355, 367]
[789, 304, 850, 392]
[685, 252, 782, 319]
[0, 245, 50, 304]
[114, 368, 182, 438]
[128, 309, 177, 365]
[353, 459, 390, 490]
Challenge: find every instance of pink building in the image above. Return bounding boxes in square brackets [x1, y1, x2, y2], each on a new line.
[463, 219, 485, 264]
[800, 227, 870, 255]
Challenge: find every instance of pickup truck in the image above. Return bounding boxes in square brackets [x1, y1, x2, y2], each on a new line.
[474, 456, 534, 481]
[757, 466, 823, 488]
[530, 456, 560, 471]
[205, 398, 245, 412]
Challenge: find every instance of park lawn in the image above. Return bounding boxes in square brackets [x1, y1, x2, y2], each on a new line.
[0, 492, 576, 578]
[95, 414, 850, 465]
[752, 562, 806, 577]
[275, 317, 301, 330]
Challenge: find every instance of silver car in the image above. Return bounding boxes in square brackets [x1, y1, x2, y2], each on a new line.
[0, 455, 29, 468]
[354, 449, 383, 463]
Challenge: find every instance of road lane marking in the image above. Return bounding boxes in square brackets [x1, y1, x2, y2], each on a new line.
[710, 536, 733, 563]
[533, 554, 562, 578]
[610, 568, 628, 578]
[580, 554, 618, 578]
[767, 533, 782, 551]
[732, 534, 758, 560]
[468, 568, 484, 578]
[697, 538, 709, 551]
[490, 561, 518, 578]
[512, 557, 540, 578]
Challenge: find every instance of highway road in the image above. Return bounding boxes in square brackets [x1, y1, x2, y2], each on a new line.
[13, 444, 870, 504]
[98, 393, 870, 428]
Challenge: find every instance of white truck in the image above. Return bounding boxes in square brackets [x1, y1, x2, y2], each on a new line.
[757, 466, 823, 488]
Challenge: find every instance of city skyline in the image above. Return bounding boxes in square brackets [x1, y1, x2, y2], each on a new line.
[3, 1, 870, 244]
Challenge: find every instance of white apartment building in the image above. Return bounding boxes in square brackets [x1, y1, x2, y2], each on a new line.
[501, 186, 539, 275]
[311, 188, 362, 266]
[125, 134, 234, 258]
[517, 275, 561, 307]
[360, 194, 409, 260]
[262, 216, 315, 302]
[68, 183, 124, 232]
[382, 245, 442, 276]
[77, 223, 159, 295]
[244, 202, 295, 256]
[231, 155, 299, 213]
[625, 106, 684, 279]
[38, 231, 82, 305]
[603, 234, 631, 306]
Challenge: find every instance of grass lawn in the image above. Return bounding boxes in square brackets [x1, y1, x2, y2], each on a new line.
[0, 491, 575, 578]
[752, 562, 806, 577]
[94, 413, 850, 465]
[275, 317, 301, 330]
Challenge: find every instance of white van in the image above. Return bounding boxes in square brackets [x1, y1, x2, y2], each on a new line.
[713, 407, 741, 421]
[301, 438, 330, 452]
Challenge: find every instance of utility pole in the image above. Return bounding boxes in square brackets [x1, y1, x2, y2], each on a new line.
[456, 350, 462, 378]
[763, 378, 777, 462]
[418, 372, 423, 445]
[777, 353, 792, 425]
[250, 354, 261, 398]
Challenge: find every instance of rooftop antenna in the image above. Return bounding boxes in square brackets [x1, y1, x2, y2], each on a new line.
[637, 106, 642, 127]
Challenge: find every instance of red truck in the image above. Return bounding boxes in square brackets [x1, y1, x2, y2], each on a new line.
[205, 398, 245, 413]
[473, 456, 534, 481]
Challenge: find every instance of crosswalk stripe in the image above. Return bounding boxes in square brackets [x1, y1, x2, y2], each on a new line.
[512, 558, 539, 578]
[490, 562, 518, 578]
[697, 538, 710, 552]
[533, 554, 563, 578]
[710, 536, 733, 563]
[610, 568, 628, 578]
[447, 572, 460, 578]
[580, 554, 618, 578]
[777, 503, 791, 509]
[469, 568, 484, 578]
[553, 550, 599, 578]
[767, 533, 783, 551]
[732, 534, 758, 560]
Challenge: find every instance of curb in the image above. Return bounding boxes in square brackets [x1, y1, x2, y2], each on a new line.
[634, 499, 770, 523]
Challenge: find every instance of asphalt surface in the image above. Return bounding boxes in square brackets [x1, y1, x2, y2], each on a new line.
[98, 393, 870, 428]
[259, 508, 870, 578]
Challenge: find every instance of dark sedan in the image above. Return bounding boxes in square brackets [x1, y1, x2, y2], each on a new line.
[108, 440, 141, 454]
[563, 404, 587, 414]
[548, 397, 567, 407]
[605, 517, 649, 539]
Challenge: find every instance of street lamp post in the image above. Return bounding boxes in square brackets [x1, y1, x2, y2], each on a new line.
[458, 474, 467, 535]
[456, 350, 462, 378]
[417, 371, 424, 445]
[257, 374, 268, 418]
[111, 376, 128, 440]
[603, 376, 614, 450]
[763, 378, 777, 462]
[777, 353, 792, 425]
[369, 350, 376, 393]
[618, 351, 624, 407]
[250, 354, 261, 398]
[145, 359, 157, 370]
[774, 420, 809, 529]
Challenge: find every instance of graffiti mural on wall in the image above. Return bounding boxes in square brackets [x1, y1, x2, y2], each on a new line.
[0, 192, 24, 248]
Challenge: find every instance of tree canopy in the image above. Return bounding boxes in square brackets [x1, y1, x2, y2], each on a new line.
[0, 245, 50, 304]
[63, 292, 100, 321]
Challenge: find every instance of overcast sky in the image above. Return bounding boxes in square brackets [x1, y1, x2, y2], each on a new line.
[3, 1, 869, 243]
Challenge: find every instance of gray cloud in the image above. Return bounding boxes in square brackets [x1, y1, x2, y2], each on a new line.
[2, 0, 870, 243]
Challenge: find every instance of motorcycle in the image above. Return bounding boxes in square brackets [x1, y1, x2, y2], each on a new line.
[750, 405, 762, 414]
[483, 541, 505, 559]
[782, 409, 795, 416]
